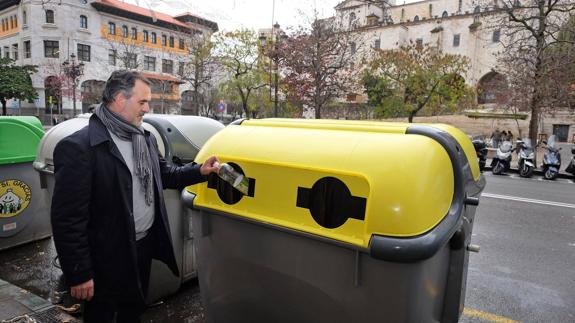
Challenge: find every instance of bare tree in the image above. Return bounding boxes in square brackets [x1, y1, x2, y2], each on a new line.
[280, 12, 359, 119]
[181, 34, 217, 115]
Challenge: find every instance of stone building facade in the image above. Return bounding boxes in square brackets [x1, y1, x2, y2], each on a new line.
[330, 0, 574, 141]
[0, 0, 217, 122]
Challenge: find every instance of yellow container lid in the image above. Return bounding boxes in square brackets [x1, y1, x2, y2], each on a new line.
[191, 119, 482, 251]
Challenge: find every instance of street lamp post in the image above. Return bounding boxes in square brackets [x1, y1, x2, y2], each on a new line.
[259, 22, 286, 118]
[62, 53, 85, 117]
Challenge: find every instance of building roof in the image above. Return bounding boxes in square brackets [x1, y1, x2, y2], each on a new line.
[0, 0, 20, 12]
[92, 0, 193, 33]
[174, 12, 218, 32]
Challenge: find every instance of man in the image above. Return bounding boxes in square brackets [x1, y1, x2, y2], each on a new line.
[51, 70, 219, 322]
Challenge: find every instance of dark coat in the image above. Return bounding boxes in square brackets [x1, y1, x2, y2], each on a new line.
[51, 114, 206, 300]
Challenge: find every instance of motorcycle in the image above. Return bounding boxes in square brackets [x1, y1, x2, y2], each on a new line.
[565, 147, 575, 181]
[491, 140, 514, 175]
[542, 135, 562, 180]
[517, 138, 535, 178]
[472, 136, 488, 172]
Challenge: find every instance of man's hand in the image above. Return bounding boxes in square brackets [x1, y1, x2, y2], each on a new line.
[200, 156, 220, 176]
[70, 279, 94, 301]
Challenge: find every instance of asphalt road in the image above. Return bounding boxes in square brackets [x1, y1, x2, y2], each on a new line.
[0, 173, 573, 323]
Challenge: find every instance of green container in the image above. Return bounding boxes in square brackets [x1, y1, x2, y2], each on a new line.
[0, 117, 44, 165]
[0, 116, 50, 248]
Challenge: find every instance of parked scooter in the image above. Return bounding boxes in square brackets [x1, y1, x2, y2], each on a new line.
[517, 138, 535, 178]
[565, 147, 575, 180]
[472, 136, 488, 172]
[542, 135, 562, 180]
[491, 140, 514, 175]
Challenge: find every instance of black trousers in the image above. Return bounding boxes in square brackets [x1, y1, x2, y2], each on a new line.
[83, 233, 153, 323]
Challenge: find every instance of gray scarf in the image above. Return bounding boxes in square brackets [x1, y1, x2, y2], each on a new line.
[94, 105, 154, 206]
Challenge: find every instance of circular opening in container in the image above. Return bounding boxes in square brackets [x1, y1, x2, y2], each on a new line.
[308, 177, 353, 229]
[216, 162, 245, 205]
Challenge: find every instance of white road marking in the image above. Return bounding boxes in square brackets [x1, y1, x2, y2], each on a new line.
[482, 193, 575, 209]
[483, 172, 574, 184]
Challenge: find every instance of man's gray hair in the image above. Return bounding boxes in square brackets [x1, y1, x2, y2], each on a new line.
[102, 70, 151, 106]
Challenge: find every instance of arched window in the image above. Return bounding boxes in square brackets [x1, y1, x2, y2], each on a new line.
[122, 25, 128, 38]
[131, 27, 137, 40]
[442, 11, 448, 18]
[45, 10, 54, 24]
[151, 32, 157, 44]
[349, 12, 356, 27]
[80, 15, 87, 28]
[143, 30, 149, 42]
[474, 6, 481, 14]
[108, 22, 115, 35]
[414, 15, 420, 22]
[23, 10, 27, 25]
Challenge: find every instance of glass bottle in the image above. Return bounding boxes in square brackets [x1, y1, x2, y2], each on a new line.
[217, 163, 249, 195]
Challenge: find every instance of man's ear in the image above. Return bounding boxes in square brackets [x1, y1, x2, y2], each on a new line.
[109, 92, 126, 112]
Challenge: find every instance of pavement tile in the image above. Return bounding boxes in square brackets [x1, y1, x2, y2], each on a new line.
[0, 298, 31, 320]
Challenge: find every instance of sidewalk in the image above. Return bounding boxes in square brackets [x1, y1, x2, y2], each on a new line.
[0, 279, 77, 323]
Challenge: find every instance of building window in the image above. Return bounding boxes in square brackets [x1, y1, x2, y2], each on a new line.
[179, 38, 185, 50]
[12, 44, 18, 60]
[127, 53, 137, 68]
[401, 8, 405, 21]
[108, 22, 116, 35]
[349, 12, 356, 27]
[350, 42, 356, 55]
[122, 25, 128, 38]
[131, 27, 137, 40]
[458, 0, 462, 12]
[429, 4, 433, 17]
[108, 49, 116, 65]
[414, 15, 420, 22]
[474, 6, 481, 14]
[178, 61, 184, 75]
[442, 11, 448, 18]
[80, 15, 87, 28]
[416, 38, 423, 48]
[77, 43, 90, 61]
[23, 10, 27, 25]
[10, 16, 14, 28]
[14, 15, 17, 27]
[143, 30, 149, 42]
[151, 32, 157, 44]
[492, 29, 501, 42]
[162, 59, 173, 73]
[161, 35, 167, 46]
[169, 36, 174, 47]
[374, 39, 380, 49]
[3, 46, 9, 58]
[144, 56, 156, 71]
[45, 10, 54, 24]
[453, 34, 460, 47]
[24, 40, 31, 58]
[44, 40, 59, 58]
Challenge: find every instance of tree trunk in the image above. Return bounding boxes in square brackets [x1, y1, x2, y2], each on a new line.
[1, 98, 6, 116]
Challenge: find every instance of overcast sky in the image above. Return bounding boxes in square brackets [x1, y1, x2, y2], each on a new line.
[131, 0, 348, 31]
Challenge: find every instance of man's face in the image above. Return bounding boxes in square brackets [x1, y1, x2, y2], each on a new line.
[112, 80, 151, 127]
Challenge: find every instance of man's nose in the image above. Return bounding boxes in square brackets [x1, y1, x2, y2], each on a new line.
[142, 103, 150, 113]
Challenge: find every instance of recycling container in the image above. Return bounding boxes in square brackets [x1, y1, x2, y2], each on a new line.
[0, 116, 50, 250]
[33, 114, 223, 302]
[183, 118, 485, 323]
